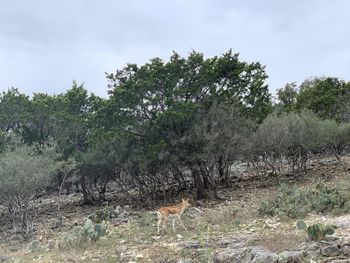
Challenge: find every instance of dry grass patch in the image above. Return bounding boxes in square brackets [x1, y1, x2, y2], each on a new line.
[248, 228, 306, 252]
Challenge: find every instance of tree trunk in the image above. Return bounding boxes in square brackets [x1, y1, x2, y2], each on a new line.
[192, 167, 207, 199]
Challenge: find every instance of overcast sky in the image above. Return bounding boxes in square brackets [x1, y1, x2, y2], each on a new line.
[0, 0, 349, 97]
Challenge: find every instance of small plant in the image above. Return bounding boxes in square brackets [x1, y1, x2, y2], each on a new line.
[61, 218, 108, 249]
[28, 239, 44, 253]
[88, 207, 118, 223]
[296, 220, 337, 241]
[82, 218, 108, 242]
[259, 183, 350, 219]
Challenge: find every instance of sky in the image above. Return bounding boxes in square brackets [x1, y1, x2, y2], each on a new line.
[0, 0, 349, 98]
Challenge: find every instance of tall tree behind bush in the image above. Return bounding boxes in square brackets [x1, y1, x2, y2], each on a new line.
[296, 77, 350, 122]
[102, 50, 271, 200]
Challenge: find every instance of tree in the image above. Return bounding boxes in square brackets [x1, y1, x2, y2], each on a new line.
[190, 102, 255, 196]
[275, 82, 298, 113]
[103, 50, 271, 200]
[21, 93, 61, 145]
[296, 77, 350, 122]
[0, 87, 30, 133]
[53, 81, 102, 157]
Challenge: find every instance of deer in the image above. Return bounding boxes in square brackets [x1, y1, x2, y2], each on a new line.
[156, 198, 190, 234]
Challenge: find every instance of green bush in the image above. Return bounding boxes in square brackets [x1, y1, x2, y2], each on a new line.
[61, 218, 108, 249]
[249, 111, 350, 175]
[297, 220, 337, 241]
[0, 144, 59, 239]
[88, 207, 118, 223]
[259, 183, 350, 219]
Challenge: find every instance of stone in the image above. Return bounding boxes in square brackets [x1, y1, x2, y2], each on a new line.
[0, 255, 9, 262]
[110, 217, 128, 226]
[320, 243, 340, 257]
[341, 245, 350, 256]
[186, 207, 204, 219]
[216, 238, 244, 249]
[278, 250, 306, 263]
[210, 247, 250, 263]
[178, 241, 210, 249]
[343, 237, 350, 245]
[248, 247, 279, 263]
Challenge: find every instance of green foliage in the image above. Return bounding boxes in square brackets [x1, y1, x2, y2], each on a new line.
[0, 87, 30, 133]
[101, 50, 270, 199]
[250, 111, 350, 175]
[259, 183, 350, 219]
[0, 143, 60, 239]
[296, 220, 337, 241]
[62, 218, 108, 248]
[275, 82, 299, 113]
[88, 207, 118, 223]
[296, 77, 350, 122]
[296, 220, 307, 230]
[0, 144, 59, 202]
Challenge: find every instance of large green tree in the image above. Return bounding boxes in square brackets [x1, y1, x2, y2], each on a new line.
[102, 50, 270, 199]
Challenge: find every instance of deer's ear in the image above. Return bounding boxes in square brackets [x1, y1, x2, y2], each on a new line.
[182, 198, 185, 202]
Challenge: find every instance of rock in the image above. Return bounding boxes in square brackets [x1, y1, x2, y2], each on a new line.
[186, 207, 204, 219]
[178, 241, 210, 249]
[341, 245, 350, 256]
[343, 237, 350, 245]
[249, 247, 279, 263]
[216, 238, 244, 249]
[0, 255, 9, 262]
[110, 217, 128, 226]
[278, 250, 306, 263]
[320, 243, 340, 257]
[298, 242, 320, 258]
[324, 235, 341, 242]
[210, 247, 250, 263]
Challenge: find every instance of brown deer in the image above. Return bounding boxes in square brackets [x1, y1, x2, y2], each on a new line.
[156, 198, 190, 234]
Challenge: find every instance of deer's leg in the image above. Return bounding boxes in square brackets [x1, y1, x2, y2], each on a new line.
[177, 215, 186, 229]
[157, 217, 162, 234]
[171, 217, 176, 232]
[162, 217, 168, 231]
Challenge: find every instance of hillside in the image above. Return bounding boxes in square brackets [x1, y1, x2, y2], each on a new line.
[1, 155, 350, 263]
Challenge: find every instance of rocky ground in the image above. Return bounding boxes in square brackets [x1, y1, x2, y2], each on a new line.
[0, 156, 350, 262]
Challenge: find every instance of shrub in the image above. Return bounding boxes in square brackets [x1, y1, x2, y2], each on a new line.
[297, 220, 337, 241]
[0, 145, 59, 239]
[28, 239, 44, 253]
[249, 111, 348, 175]
[88, 207, 119, 223]
[259, 183, 350, 219]
[61, 218, 108, 249]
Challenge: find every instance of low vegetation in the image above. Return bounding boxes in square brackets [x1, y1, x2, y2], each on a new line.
[297, 220, 337, 241]
[259, 183, 350, 219]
